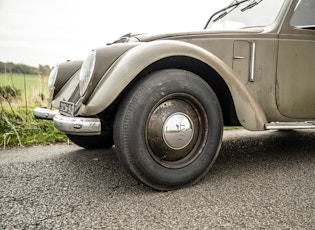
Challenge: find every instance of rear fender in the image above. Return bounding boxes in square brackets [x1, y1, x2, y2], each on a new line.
[79, 40, 267, 130]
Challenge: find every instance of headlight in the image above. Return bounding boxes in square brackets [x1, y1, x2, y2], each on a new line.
[48, 65, 59, 96]
[79, 50, 96, 96]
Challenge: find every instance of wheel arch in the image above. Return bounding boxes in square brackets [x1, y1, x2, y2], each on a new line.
[125, 56, 240, 127]
[79, 40, 267, 130]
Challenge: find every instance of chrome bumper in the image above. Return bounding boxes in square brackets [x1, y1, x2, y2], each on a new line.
[34, 107, 58, 120]
[53, 113, 101, 136]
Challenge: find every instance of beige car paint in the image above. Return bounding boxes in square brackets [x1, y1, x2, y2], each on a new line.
[276, 1, 315, 118]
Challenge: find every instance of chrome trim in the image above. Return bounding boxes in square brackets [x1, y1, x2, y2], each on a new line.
[53, 113, 101, 136]
[233, 56, 245, 59]
[265, 121, 315, 130]
[249, 40, 256, 82]
[33, 107, 58, 120]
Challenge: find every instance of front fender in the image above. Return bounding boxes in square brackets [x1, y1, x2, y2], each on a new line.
[51, 60, 82, 109]
[53, 60, 82, 95]
[78, 40, 267, 130]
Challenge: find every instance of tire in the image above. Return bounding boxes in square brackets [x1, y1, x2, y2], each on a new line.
[67, 130, 113, 150]
[114, 69, 223, 190]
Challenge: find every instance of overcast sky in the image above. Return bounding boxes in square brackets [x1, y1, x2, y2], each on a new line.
[0, 0, 230, 68]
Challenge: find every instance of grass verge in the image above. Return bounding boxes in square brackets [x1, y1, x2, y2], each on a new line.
[0, 73, 68, 149]
[0, 106, 68, 149]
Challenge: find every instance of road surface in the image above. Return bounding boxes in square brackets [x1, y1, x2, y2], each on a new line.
[1, 129, 314, 229]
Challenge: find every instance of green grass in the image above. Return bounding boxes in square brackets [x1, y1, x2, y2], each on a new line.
[224, 126, 242, 130]
[0, 107, 67, 149]
[0, 73, 68, 149]
[0, 73, 49, 106]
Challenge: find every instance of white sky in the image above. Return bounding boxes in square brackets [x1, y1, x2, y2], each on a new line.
[0, 0, 230, 68]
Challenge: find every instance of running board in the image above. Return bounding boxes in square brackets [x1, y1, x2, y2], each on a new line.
[265, 121, 315, 130]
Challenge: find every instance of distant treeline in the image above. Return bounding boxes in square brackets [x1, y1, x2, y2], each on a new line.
[0, 61, 51, 76]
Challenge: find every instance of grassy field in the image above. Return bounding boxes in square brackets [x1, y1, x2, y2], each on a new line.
[0, 73, 68, 149]
[0, 73, 49, 106]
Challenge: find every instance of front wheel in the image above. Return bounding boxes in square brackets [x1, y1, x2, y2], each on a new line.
[114, 69, 223, 190]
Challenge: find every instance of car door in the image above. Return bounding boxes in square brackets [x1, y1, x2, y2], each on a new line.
[276, 0, 315, 119]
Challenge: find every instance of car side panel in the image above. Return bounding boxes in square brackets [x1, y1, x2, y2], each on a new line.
[276, 0, 315, 119]
[188, 35, 284, 122]
[277, 35, 315, 118]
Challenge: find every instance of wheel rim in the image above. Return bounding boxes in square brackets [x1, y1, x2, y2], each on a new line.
[146, 94, 208, 169]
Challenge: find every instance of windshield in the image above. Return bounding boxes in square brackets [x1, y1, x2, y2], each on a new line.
[205, 0, 286, 30]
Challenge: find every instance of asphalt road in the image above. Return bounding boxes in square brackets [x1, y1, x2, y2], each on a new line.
[1, 129, 314, 229]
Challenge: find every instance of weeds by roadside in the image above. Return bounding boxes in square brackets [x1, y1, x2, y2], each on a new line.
[0, 107, 67, 149]
[0, 75, 68, 149]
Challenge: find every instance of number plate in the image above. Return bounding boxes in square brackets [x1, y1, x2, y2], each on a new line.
[59, 101, 75, 116]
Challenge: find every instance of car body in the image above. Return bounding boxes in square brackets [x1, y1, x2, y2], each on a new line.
[34, 0, 315, 190]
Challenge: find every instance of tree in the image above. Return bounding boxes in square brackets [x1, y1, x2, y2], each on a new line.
[38, 64, 51, 76]
[0, 61, 49, 75]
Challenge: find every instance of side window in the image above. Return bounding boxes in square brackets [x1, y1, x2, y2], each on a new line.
[290, 0, 315, 30]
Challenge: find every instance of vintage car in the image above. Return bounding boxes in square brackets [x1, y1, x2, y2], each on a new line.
[34, 0, 315, 190]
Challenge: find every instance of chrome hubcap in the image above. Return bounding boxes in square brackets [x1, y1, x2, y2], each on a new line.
[163, 112, 194, 150]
